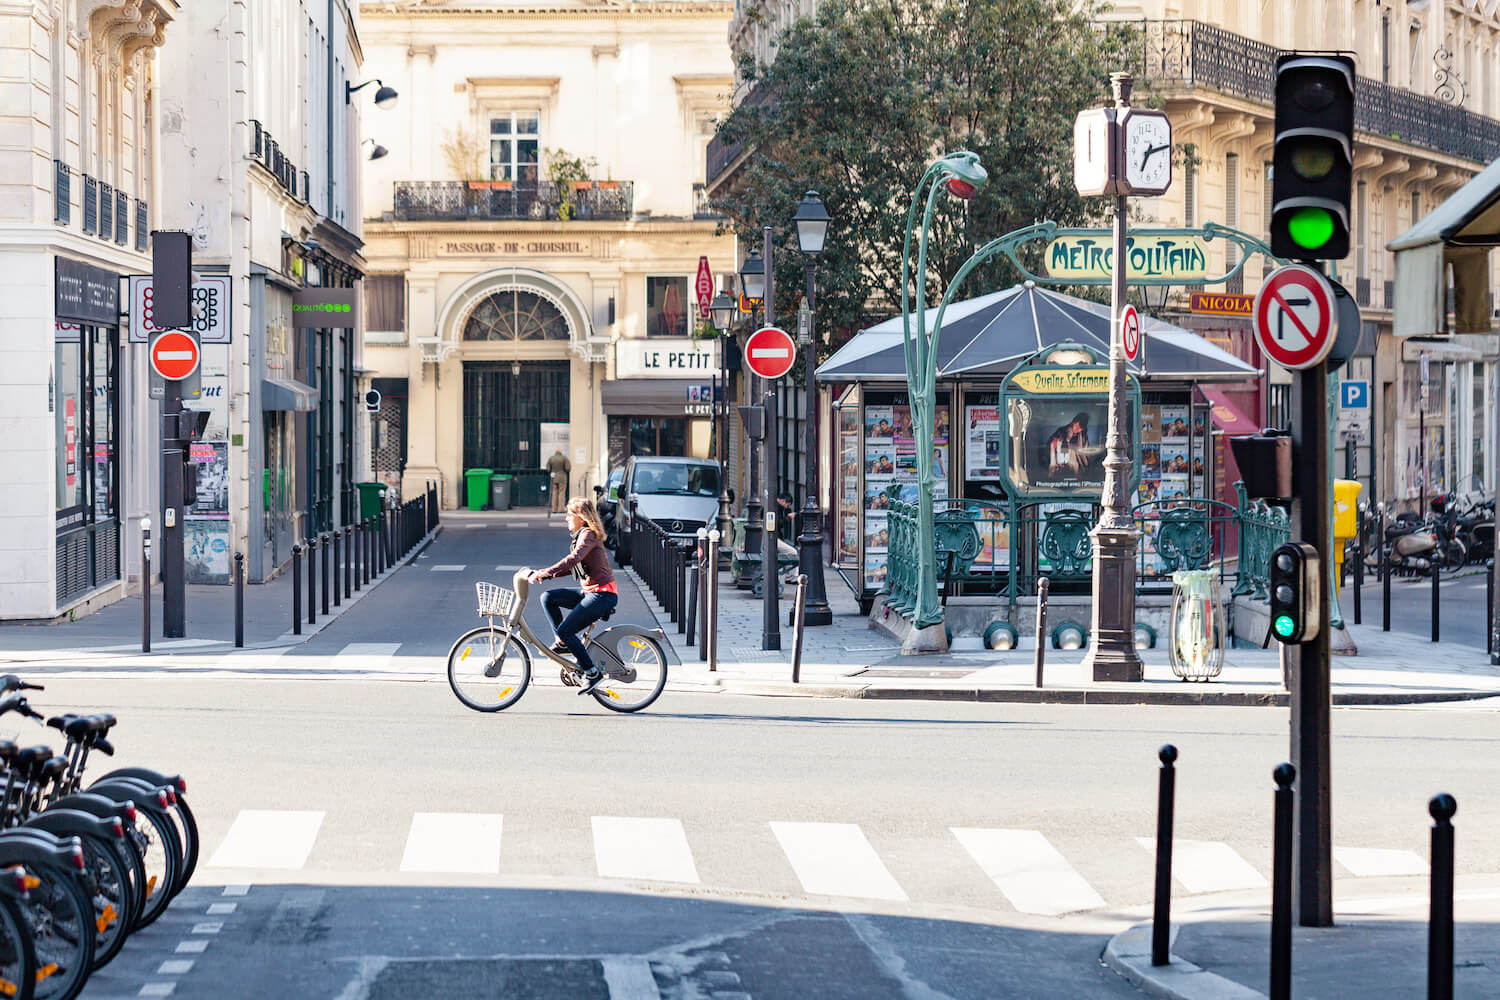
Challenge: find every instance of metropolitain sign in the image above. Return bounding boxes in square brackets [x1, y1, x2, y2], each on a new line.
[1044, 233, 1210, 282]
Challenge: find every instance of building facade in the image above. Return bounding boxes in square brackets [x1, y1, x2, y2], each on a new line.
[0, 0, 179, 619]
[358, 0, 736, 509]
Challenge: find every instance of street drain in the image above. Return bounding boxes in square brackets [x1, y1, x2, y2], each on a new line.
[367, 958, 612, 999]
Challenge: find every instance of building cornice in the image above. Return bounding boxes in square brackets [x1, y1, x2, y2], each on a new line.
[364, 218, 730, 235]
[361, 2, 731, 19]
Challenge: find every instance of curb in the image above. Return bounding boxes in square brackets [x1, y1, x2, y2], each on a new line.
[1103, 924, 1264, 1000]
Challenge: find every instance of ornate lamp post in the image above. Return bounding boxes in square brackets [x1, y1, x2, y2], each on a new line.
[792, 190, 834, 625]
[896, 150, 988, 651]
[737, 248, 766, 590]
[710, 288, 737, 542]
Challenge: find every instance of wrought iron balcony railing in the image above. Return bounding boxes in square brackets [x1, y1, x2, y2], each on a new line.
[391, 180, 634, 222]
[1108, 20, 1500, 165]
[706, 82, 776, 186]
[1356, 276, 1371, 307]
[53, 160, 70, 225]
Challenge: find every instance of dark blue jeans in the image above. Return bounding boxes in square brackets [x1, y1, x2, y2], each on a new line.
[541, 587, 617, 673]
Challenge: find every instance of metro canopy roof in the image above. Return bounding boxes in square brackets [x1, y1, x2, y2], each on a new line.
[815, 284, 1260, 384]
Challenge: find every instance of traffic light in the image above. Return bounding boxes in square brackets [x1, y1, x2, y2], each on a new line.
[1270, 54, 1355, 260]
[1268, 541, 1321, 643]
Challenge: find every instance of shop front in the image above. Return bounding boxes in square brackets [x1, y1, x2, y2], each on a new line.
[53, 258, 124, 609]
[602, 337, 719, 471]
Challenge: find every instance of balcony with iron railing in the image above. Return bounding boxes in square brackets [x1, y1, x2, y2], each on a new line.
[1105, 20, 1500, 165]
[391, 180, 634, 222]
[705, 82, 776, 188]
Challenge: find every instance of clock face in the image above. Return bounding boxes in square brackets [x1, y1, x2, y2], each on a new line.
[1123, 111, 1172, 194]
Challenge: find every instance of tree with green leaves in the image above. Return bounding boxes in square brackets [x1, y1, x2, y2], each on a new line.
[712, 0, 1136, 350]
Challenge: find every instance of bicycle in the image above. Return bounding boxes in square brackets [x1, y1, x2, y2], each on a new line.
[447, 570, 669, 714]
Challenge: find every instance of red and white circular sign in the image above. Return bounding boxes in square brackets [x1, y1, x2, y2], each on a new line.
[745, 326, 797, 380]
[1121, 304, 1141, 361]
[1253, 265, 1339, 370]
[150, 331, 200, 381]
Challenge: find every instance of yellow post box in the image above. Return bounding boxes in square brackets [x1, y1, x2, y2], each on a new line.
[1333, 478, 1363, 592]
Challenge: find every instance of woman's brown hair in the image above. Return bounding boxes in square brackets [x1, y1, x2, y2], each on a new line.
[566, 496, 607, 541]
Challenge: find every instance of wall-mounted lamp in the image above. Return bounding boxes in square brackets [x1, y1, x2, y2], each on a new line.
[363, 139, 388, 161]
[347, 79, 399, 109]
[511, 360, 521, 378]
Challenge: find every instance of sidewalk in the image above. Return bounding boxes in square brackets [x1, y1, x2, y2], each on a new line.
[635, 567, 1500, 706]
[0, 525, 440, 664]
[1105, 875, 1500, 999]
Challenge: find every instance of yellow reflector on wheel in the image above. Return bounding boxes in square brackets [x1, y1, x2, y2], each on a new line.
[628, 639, 646, 649]
[36, 964, 58, 983]
[96, 903, 117, 933]
[21, 875, 37, 890]
[461, 647, 470, 661]
[0, 976, 17, 996]
[498, 687, 513, 698]
[605, 689, 620, 700]
[145, 874, 157, 898]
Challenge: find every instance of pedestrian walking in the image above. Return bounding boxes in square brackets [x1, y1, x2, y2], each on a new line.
[546, 447, 572, 514]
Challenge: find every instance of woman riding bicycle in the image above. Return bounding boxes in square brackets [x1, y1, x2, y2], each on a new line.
[527, 497, 618, 695]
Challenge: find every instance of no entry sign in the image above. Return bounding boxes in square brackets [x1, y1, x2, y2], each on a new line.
[1253, 264, 1338, 370]
[150, 331, 200, 381]
[745, 326, 796, 380]
[1121, 303, 1141, 361]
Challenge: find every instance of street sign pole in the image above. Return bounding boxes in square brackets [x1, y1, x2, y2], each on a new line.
[761, 226, 781, 651]
[161, 378, 187, 638]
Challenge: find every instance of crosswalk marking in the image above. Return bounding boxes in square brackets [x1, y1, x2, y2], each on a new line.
[952, 827, 1105, 915]
[1136, 837, 1267, 893]
[592, 817, 699, 884]
[214, 649, 292, 671]
[335, 643, 402, 671]
[1334, 847, 1428, 877]
[770, 821, 906, 901]
[400, 813, 503, 873]
[207, 811, 324, 870]
[431, 565, 466, 572]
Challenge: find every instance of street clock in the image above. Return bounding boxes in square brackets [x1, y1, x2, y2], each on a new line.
[1121, 109, 1172, 195]
[1073, 106, 1173, 198]
[1073, 107, 1119, 197]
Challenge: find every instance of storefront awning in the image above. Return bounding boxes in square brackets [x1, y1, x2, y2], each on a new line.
[261, 377, 319, 412]
[600, 378, 710, 418]
[817, 284, 1261, 383]
[1199, 387, 1259, 434]
[1389, 155, 1500, 337]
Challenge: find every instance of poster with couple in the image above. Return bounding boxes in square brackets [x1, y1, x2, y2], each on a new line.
[1005, 397, 1122, 496]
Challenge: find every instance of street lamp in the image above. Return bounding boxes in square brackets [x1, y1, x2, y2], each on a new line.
[710, 289, 737, 542]
[346, 79, 400, 109]
[791, 190, 833, 626]
[737, 248, 766, 591]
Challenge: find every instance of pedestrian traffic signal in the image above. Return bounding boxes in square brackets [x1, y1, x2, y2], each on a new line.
[1268, 541, 1320, 643]
[1270, 54, 1355, 260]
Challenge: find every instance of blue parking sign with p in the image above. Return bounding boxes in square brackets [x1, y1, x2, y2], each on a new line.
[1340, 380, 1369, 410]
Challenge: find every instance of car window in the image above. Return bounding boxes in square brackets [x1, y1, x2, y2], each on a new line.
[633, 464, 720, 496]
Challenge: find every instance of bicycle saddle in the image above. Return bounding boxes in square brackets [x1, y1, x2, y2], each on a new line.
[40, 757, 68, 783]
[0, 740, 16, 764]
[14, 747, 53, 778]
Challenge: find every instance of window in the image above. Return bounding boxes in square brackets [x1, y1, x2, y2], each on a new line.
[365, 275, 405, 333]
[489, 112, 540, 184]
[1262, 161, 1274, 275]
[1356, 181, 1368, 280]
[1183, 160, 1196, 228]
[1411, 190, 1421, 229]
[1224, 154, 1240, 289]
[462, 289, 570, 341]
[1409, 24, 1422, 88]
[1381, 13, 1391, 83]
[631, 461, 719, 496]
[645, 276, 690, 337]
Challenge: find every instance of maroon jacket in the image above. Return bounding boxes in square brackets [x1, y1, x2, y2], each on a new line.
[537, 528, 616, 592]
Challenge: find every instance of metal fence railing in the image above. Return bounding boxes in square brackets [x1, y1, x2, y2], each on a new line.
[630, 512, 693, 629]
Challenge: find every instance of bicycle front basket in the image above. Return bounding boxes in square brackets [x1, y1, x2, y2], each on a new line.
[476, 581, 518, 620]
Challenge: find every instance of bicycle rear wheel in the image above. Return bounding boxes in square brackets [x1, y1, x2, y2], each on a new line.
[447, 626, 531, 712]
[0, 894, 36, 1000]
[590, 631, 668, 713]
[22, 866, 93, 1000]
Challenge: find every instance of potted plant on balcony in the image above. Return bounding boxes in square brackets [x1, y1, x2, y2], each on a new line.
[545, 147, 598, 221]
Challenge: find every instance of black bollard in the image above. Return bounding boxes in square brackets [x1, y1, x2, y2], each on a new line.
[331, 530, 341, 607]
[307, 534, 317, 625]
[367, 516, 375, 582]
[353, 522, 362, 592]
[321, 533, 330, 615]
[141, 524, 152, 654]
[234, 551, 245, 648]
[1431, 557, 1440, 643]
[292, 544, 303, 635]
[1429, 793, 1457, 1000]
[1034, 577, 1050, 689]
[1353, 524, 1363, 626]
[1383, 541, 1392, 632]
[1152, 744, 1178, 967]
[791, 573, 809, 684]
[343, 525, 353, 599]
[1489, 567, 1494, 657]
[1270, 762, 1296, 1000]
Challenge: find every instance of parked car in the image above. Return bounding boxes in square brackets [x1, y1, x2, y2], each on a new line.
[594, 468, 625, 547]
[614, 456, 721, 566]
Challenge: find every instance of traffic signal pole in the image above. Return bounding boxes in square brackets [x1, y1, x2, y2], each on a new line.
[762, 225, 781, 651]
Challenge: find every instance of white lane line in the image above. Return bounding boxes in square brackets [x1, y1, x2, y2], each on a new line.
[206, 902, 236, 915]
[207, 810, 324, 870]
[1334, 847, 1429, 877]
[400, 813, 503, 873]
[1136, 837, 1267, 893]
[156, 960, 194, 975]
[952, 827, 1105, 916]
[431, 565, 466, 572]
[600, 957, 661, 1000]
[190, 922, 223, 935]
[139, 985, 176, 998]
[593, 817, 699, 884]
[221, 884, 250, 897]
[335, 643, 402, 672]
[769, 821, 906, 901]
[175, 940, 208, 954]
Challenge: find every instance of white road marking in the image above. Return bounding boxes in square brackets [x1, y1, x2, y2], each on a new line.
[1136, 837, 1267, 893]
[952, 827, 1105, 915]
[593, 817, 699, 884]
[335, 643, 402, 671]
[139, 985, 176, 998]
[205, 902, 236, 915]
[214, 649, 292, 671]
[221, 884, 250, 897]
[400, 813, 503, 873]
[207, 810, 324, 870]
[190, 922, 223, 934]
[156, 960, 194, 975]
[600, 957, 661, 1000]
[1334, 847, 1429, 877]
[770, 821, 906, 901]
[175, 940, 208, 954]
[431, 564, 466, 572]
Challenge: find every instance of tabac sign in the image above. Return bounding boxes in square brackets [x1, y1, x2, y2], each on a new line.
[1045, 233, 1210, 282]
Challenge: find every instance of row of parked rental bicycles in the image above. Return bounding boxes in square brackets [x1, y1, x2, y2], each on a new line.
[0, 675, 195, 1000]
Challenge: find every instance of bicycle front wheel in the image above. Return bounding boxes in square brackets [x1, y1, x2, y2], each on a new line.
[448, 626, 532, 712]
[590, 631, 668, 713]
[0, 894, 37, 1000]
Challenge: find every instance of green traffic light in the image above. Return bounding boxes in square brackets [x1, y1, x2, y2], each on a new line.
[1286, 207, 1335, 250]
[1274, 614, 1296, 638]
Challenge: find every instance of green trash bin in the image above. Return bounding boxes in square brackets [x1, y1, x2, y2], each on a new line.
[464, 468, 493, 511]
[356, 481, 389, 520]
[490, 473, 513, 511]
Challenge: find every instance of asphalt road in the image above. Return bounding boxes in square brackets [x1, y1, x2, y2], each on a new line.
[1349, 566, 1490, 648]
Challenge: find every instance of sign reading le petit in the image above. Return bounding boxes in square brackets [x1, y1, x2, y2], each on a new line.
[616, 338, 717, 379]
